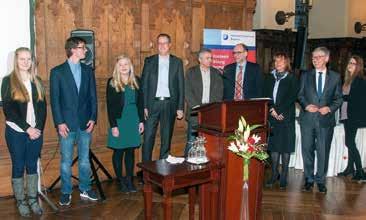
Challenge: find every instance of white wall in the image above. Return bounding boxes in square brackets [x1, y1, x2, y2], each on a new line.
[308, 0, 347, 39]
[253, 0, 295, 30]
[0, 0, 30, 100]
[347, 0, 366, 38]
[253, 0, 366, 39]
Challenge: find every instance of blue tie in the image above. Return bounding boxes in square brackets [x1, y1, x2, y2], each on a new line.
[317, 72, 323, 97]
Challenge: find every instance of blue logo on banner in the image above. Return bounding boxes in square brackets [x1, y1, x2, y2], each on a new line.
[223, 34, 229, 40]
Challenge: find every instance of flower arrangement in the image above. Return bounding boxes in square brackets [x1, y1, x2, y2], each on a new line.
[227, 116, 269, 181]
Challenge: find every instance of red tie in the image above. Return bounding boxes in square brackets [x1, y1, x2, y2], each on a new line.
[234, 66, 243, 100]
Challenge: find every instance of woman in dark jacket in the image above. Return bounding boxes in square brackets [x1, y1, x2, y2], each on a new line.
[263, 52, 298, 189]
[1, 47, 46, 217]
[337, 55, 366, 181]
[106, 54, 144, 193]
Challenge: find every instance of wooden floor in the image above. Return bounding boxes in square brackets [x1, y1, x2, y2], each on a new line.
[0, 168, 366, 220]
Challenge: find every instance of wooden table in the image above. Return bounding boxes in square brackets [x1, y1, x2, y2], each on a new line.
[137, 160, 221, 220]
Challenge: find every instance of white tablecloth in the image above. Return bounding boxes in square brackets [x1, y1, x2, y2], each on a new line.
[289, 122, 366, 177]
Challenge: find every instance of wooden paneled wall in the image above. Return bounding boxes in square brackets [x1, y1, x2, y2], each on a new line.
[0, 0, 257, 196]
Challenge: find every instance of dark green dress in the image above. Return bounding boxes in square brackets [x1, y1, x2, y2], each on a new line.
[107, 86, 141, 149]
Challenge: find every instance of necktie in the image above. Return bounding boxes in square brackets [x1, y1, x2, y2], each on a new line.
[275, 71, 285, 81]
[317, 72, 323, 97]
[234, 65, 243, 100]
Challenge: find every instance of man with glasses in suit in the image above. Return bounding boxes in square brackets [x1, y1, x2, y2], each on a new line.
[223, 43, 263, 101]
[298, 47, 342, 193]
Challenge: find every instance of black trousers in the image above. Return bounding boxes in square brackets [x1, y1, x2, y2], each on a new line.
[301, 123, 334, 184]
[142, 100, 176, 162]
[344, 120, 362, 170]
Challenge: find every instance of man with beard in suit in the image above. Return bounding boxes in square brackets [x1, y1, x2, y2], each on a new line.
[223, 43, 263, 100]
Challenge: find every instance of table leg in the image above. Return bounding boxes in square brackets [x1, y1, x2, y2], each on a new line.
[189, 186, 196, 220]
[210, 175, 219, 220]
[199, 183, 210, 220]
[143, 181, 153, 220]
[163, 190, 173, 220]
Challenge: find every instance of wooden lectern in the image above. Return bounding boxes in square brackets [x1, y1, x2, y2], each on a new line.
[196, 99, 269, 220]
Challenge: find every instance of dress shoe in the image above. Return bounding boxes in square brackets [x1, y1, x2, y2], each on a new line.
[136, 171, 144, 185]
[317, 183, 327, 193]
[358, 175, 366, 183]
[302, 182, 314, 192]
[279, 180, 287, 190]
[337, 168, 354, 177]
[352, 169, 365, 181]
[265, 174, 279, 188]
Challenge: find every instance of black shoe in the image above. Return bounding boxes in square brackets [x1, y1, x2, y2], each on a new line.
[265, 174, 279, 188]
[358, 175, 366, 183]
[337, 168, 354, 177]
[302, 182, 314, 192]
[136, 171, 144, 185]
[126, 177, 137, 193]
[317, 183, 327, 194]
[279, 179, 287, 190]
[352, 170, 365, 181]
[118, 177, 129, 193]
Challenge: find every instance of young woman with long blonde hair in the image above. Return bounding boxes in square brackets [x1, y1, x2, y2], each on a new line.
[1, 47, 46, 217]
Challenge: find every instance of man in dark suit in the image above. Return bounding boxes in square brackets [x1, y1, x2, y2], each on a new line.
[184, 48, 223, 155]
[141, 33, 184, 161]
[298, 47, 342, 193]
[50, 37, 98, 205]
[223, 43, 263, 100]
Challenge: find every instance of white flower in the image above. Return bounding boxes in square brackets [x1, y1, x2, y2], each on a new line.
[228, 142, 239, 153]
[238, 119, 244, 133]
[239, 143, 248, 152]
[243, 128, 250, 142]
[251, 134, 261, 144]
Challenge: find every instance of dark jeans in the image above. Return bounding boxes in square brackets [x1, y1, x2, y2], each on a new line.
[112, 148, 135, 178]
[344, 120, 362, 170]
[5, 125, 43, 178]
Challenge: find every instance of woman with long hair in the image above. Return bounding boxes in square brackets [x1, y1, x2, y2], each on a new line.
[1, 47, 46, 217]
[337, 55, 366, 181]
[106, 54, 144, 192]
[263, 52, 298, 189]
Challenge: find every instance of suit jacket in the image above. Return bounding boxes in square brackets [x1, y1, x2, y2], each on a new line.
[223, 61, 263, 100]
[263, 73, 298, 124]
[298, 69, 342, 128]
[141, 54, 184, 112]
[345, 76, 366, 128]
[1, 75, 47, 131]
[106, 77, 144, 128]
[50, 61, 97, 131]
[184, 65, 223, 123]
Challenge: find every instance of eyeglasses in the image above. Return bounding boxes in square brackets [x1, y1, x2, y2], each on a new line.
[312, 55, 325, 60]
[233, 51, 244, 55]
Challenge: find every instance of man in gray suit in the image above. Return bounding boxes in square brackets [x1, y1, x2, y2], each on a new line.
[184, 48, 223, 155]
[298, 47, 342, 193]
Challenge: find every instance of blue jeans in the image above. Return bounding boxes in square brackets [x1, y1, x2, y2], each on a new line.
[60, 129, 91, 194]
[5, 125, 43, 178]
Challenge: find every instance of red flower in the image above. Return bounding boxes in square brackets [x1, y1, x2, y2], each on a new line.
[248, 146, 254, 153]
[247, 137, 255, 145]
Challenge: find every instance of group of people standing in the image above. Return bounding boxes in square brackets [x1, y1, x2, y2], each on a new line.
[1, 32, 366, 217]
